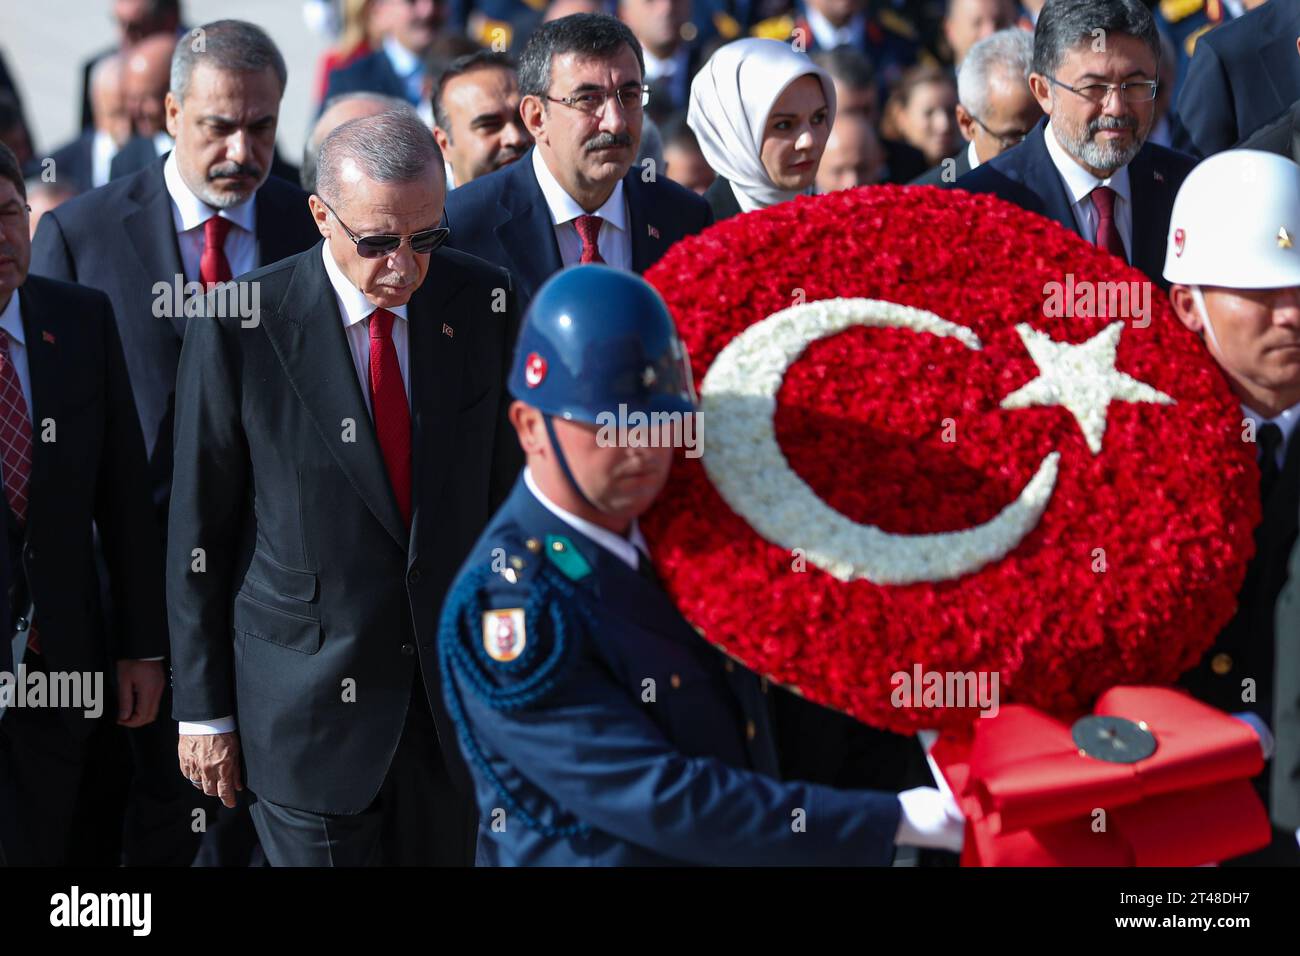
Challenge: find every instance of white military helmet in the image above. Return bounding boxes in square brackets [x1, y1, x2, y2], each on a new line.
[1164, 149, 1300, 289]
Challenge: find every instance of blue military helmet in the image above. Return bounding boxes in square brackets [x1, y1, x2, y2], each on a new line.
[508, 265, 697, 421]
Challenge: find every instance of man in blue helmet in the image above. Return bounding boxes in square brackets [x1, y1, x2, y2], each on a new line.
[437, 264, 965, 865]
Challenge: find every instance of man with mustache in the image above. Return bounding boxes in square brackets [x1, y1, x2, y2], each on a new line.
[958, 0, 1195, 288]
[1166, 149, 1300, 865]
[28, 19, 320, 866]
[432, 51, 532, 188]
[441, 13, 712, 318]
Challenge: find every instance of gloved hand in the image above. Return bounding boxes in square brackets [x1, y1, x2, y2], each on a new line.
[895, 786, 965, 852]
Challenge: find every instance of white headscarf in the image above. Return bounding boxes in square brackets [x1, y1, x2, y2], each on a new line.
[687, 38, 837, 213]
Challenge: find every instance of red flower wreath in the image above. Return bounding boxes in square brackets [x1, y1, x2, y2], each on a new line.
[641, 186, 1258, 735]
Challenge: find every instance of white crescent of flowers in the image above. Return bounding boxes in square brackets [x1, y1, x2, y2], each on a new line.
[699, 298, 1172, 585]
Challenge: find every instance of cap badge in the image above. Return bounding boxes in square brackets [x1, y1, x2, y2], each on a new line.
[524, 352, 547, 388]
[1278, 227, 1294, 249]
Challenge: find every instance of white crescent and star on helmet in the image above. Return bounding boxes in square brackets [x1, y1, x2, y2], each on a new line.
[699, 298, 1175, 585]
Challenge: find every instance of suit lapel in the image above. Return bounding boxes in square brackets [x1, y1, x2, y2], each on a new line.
[260, 246, 407, 549]
[122, 161, 187, 339]
[16, 280, 62, 514]
[407, 254, 469, 566]
[624, 173, 672, 273]
[493, 153, 563, 302]
[1127, 147, 1176, 282]
[1021, 123, 1078, 234]
[253, 180, 307, 268]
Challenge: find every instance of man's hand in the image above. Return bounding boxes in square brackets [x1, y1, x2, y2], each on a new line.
[115, 659, 164, 727]
[895, 786, 965, 853]
[179, 732, 244, 809]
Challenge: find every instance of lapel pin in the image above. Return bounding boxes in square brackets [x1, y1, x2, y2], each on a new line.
[1279, 227, 1293, 249]
[41, 330, 55, 345]
[647, 224, 660, 239]
[1153, 171, 1164, 183]
[442, 323, 454, 338]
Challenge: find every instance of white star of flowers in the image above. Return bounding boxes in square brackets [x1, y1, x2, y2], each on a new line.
[999, 321, 1174, 455]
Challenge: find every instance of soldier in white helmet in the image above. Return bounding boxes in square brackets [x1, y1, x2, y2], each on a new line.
[1165, 148, 1300, 865]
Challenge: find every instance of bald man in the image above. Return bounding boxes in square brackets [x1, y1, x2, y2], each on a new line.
[816, 111, 886, 192]
[107, 33, 178, 180]
[302, 92, 416, 193]
[46, 54, 132, 194]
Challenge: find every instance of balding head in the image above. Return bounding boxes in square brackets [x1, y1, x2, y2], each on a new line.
[125, 32, 175, 136]
[303, 93, 416, 192]
[815, 111, 884, 192]
[90, 54, 132, 146]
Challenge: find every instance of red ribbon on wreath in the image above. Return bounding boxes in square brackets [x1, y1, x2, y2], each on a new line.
[930, 686, 1271, 865]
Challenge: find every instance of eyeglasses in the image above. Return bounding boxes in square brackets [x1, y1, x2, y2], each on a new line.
[545, 85, 650, 116]
[1045, 75, 1159, 105]
[320, 199, 450, 259]
[967, 114, 1031, 151]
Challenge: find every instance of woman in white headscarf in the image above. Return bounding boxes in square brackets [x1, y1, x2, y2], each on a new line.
[687, 38, 837, 221]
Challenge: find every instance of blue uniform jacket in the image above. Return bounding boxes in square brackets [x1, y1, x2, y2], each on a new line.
[437, 476, 902, 865]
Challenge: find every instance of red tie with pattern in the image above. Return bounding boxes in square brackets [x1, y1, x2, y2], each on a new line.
[1090, 185, 1127, 261]
[574, 214, 605, 264]
[0, 328, 36, 651]
[368, 308, 412, 526]
[200, 215, 233, 286]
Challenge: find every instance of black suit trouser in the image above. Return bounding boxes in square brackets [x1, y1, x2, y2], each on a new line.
[250, 676, 477, 866]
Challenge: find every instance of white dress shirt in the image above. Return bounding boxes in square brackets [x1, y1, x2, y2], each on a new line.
[1042, 121, 1134, 262]
[966, 139, 981, 173]
[531, 148, 632, 270]
[805, 7, 865, 51]
[1243, 402, 1300, 471]
[163, 150, 258, 283]
[90, 129, 119, 190]
[179, 245, 415, 736]
[321, 242, 412, 415]
[642, 45, 691, 109]
[523, 467, 648, 570]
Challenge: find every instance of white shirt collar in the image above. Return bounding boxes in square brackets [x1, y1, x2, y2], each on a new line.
[320, 242, 409, 328]
[643, 46, 687, 82]
[523, 467, 648, 571]
[966, 139, 981, 172]
[163, 149, 256, 235]
[805, 7, 863, 51]
[383, 35, 421, 78]
[531, 147, 628, 232]
[1242, 402, 1300, 467]
[0, 289, 23, 348]
[1042, 120, 1132, 208]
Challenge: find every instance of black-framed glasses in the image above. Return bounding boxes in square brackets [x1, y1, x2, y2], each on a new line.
[1045, 75, 1158, 105]
[320, 198, 450, 259]
[967, 113, 1031, 150]
[545, 84, 650, 116]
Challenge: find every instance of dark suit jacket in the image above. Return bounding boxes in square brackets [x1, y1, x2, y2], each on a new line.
[703, 175, 743, 222]
[1239, 98, 1300, 165]
[28, 158, 320, 529]
[442, 147, 713, 318]
[910, 144, 972, 187]
[1275, 505, 1300, 834]
[46, 130, 97, 195]
[956, 119, 1196, 288]
[322, 48, 412, 106]
[166, 243, 521, 814]
[1170, 0, 1300, 157]
[7, 276, 167, 731]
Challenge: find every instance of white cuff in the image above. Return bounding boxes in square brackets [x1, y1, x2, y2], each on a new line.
[179, 716, 236, 735]
[895, 786, 965, 852]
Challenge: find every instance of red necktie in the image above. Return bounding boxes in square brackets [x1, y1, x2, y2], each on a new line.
[574, 214, 606, 264]
[368, 308, 412, 527]
[0, 329, 37, 652]
[1090, 186, 1127, 261]
[200, 215, 233, 286]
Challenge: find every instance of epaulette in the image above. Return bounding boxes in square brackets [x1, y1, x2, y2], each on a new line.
[1184, 21, 1215, 57]
[713, 10, 742, 40]
[751, 14, 796, 40]
[877, 8, 919, 42]
[475, 17, 513, 52]
[437, 545, 595, 837]
[1160, 0, 1205, 26]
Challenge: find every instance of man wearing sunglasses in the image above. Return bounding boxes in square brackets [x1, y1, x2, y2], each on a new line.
[442, 13, 712, 319]
[957, 0, 1196, 289]
[167, 109, 521, 866]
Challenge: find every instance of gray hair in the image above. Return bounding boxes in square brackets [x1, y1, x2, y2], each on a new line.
[170, 20, 288, 102]
[1031, 0, 1160, 80]
[957, 28, 1034, 118]
[303, 93, 416, 193]
[315, 110, 444, 206]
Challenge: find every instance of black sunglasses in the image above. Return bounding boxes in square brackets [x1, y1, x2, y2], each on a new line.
[321, 198, 450, 259]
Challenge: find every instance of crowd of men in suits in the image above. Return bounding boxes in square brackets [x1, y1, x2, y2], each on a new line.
[0, 0, 1296, 865]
